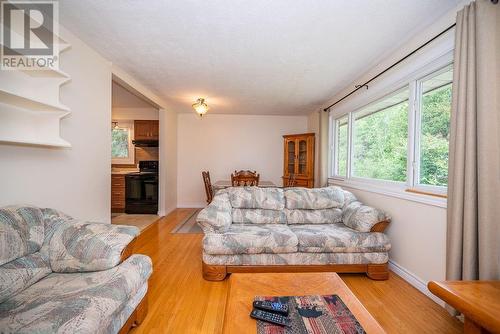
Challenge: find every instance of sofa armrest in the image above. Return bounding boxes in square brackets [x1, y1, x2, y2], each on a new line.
[47, 217, 140, 273]
[370, 220, 391, 233]
[196, 192, 232, 234]
[342, 201, 391, 233]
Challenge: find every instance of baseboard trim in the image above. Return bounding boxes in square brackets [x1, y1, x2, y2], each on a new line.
[389, 260, 444, 307]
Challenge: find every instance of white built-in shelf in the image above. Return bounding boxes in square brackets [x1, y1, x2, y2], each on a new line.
[0, 89, 70, 113]
[22, 67, 70, 80]
[58, 36, 71, 53]
[0, 36, 72, 148]
[0, 137, 71, 148]
[59, 43, 71, 53]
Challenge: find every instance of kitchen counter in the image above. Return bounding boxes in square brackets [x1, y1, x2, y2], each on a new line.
[111, 168, 139, 175]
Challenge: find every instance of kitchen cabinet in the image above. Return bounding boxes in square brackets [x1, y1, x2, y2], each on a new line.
[111, 174, 126, 212]
[134, 120, 159, 140]
[282, 133, 315, 188]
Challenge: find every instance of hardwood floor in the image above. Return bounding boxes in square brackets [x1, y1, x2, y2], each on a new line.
[130, 208, 462, 334]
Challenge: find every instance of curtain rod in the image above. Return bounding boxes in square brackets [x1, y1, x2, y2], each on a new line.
[322, 23, 456, 112]
[324, 0, 499, 112]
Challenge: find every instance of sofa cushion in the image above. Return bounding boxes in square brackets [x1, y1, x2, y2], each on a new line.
[48, 218, 140, 273]
[0, 206, 44, 266]
[290, 224, 390, 253]
[0, 252, 51, 304]
[105, 283, 148, 334]
[203, 252, 389, 266]
[197, 192, 233, 233]
[0, 254, 152, 334]
[285, 208, 343, 224]
[342, 190, 358, 207]
[227, 187, 285, 210]
[203, 225, 298, 255]
[232, 208, 286, 224]
[284, 186, 344, 209]
[342, 201, 389, 232]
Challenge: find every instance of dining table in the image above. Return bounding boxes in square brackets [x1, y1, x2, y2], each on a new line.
[212, 180, 276, 192]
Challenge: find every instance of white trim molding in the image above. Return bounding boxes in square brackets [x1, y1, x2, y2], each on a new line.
[328, 178, 447, 208]
[389, 260, 445, 307]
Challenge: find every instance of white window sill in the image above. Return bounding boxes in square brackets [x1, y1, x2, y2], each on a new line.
[328, 178, 447, 208]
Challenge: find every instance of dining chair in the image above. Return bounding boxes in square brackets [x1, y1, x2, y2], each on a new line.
[286, 173, 297, 187]
[202, 171, 214, 204]
[231, 170, 260, 186]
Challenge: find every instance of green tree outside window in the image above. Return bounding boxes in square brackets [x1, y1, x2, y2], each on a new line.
[112, 128, 129, 158]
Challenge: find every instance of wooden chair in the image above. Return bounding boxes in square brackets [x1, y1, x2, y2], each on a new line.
[202, 171, 214, 204]
[231, 170, 260, 186]
[286, 173, 297, 187]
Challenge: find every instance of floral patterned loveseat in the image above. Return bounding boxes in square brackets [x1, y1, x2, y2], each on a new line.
[0, 206, 152, 334]
[197, 186, 391, 281]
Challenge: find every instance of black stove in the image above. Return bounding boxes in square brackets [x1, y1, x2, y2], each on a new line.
[125, 161, 158, 214]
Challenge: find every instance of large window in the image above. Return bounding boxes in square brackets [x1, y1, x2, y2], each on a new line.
[352, 88, 409, 182]
[111, 121, 134, 164]
[330, 64, 453, 195]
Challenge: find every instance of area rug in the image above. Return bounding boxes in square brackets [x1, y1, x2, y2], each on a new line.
[170, 209, 202, 234]
[255, 295, 365, 334]
[111, 214, 160, 231]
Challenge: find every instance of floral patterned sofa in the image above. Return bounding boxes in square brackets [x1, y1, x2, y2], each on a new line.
[0, 206, 152, 334]
[197, 186, 391, 281]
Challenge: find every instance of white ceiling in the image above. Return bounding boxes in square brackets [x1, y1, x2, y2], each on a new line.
[112, 82, 156, 109]
[60, 0, 460, 115]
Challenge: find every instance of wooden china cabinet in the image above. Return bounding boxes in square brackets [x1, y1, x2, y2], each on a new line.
[282, 133, 315, 188]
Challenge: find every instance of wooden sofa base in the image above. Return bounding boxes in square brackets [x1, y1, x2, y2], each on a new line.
[202, 262, 389, 281]
[118, 291, 149, 334]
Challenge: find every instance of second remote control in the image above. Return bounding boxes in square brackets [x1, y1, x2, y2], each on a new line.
[253, 300, 289, 315]
[250, 309, 290, 327]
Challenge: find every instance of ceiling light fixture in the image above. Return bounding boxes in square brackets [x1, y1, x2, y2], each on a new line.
[112, 121, 119, 129]
[192, 98, 209, 117]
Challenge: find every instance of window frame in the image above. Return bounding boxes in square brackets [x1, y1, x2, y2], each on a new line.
[411, 65, 453, 195]
[331, 114, 349, 179]
[329, 58, 453, 203]
[111, 120, 135, 165]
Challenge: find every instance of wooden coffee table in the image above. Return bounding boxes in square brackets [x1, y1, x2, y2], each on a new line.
[223, 272, 385, 333]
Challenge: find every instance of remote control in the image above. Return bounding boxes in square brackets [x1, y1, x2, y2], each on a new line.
[253, 300, 289, 316]
[250, 309, 290, 327]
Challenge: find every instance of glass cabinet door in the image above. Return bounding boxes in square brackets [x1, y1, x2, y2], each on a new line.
[287, 139, 296, 175]
[297, 139, 307, 175]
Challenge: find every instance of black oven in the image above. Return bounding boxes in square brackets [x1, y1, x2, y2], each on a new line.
[125, 161, 158, 214]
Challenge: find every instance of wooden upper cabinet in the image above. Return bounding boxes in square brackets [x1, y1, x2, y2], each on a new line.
[282, 133, 315, 188]
[134, 120, 159, 140]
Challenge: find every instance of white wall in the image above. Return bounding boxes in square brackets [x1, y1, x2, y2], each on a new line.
[307, 110, 330, 188]
[0, 26, 112, 222]
[339, 186, 447, 304]
[160, 109, 178, 215]
[112, 107, 159, 120]
[177, 113, 308, 207]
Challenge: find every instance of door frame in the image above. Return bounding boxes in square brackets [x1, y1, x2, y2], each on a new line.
[112, 70, 174, 217]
